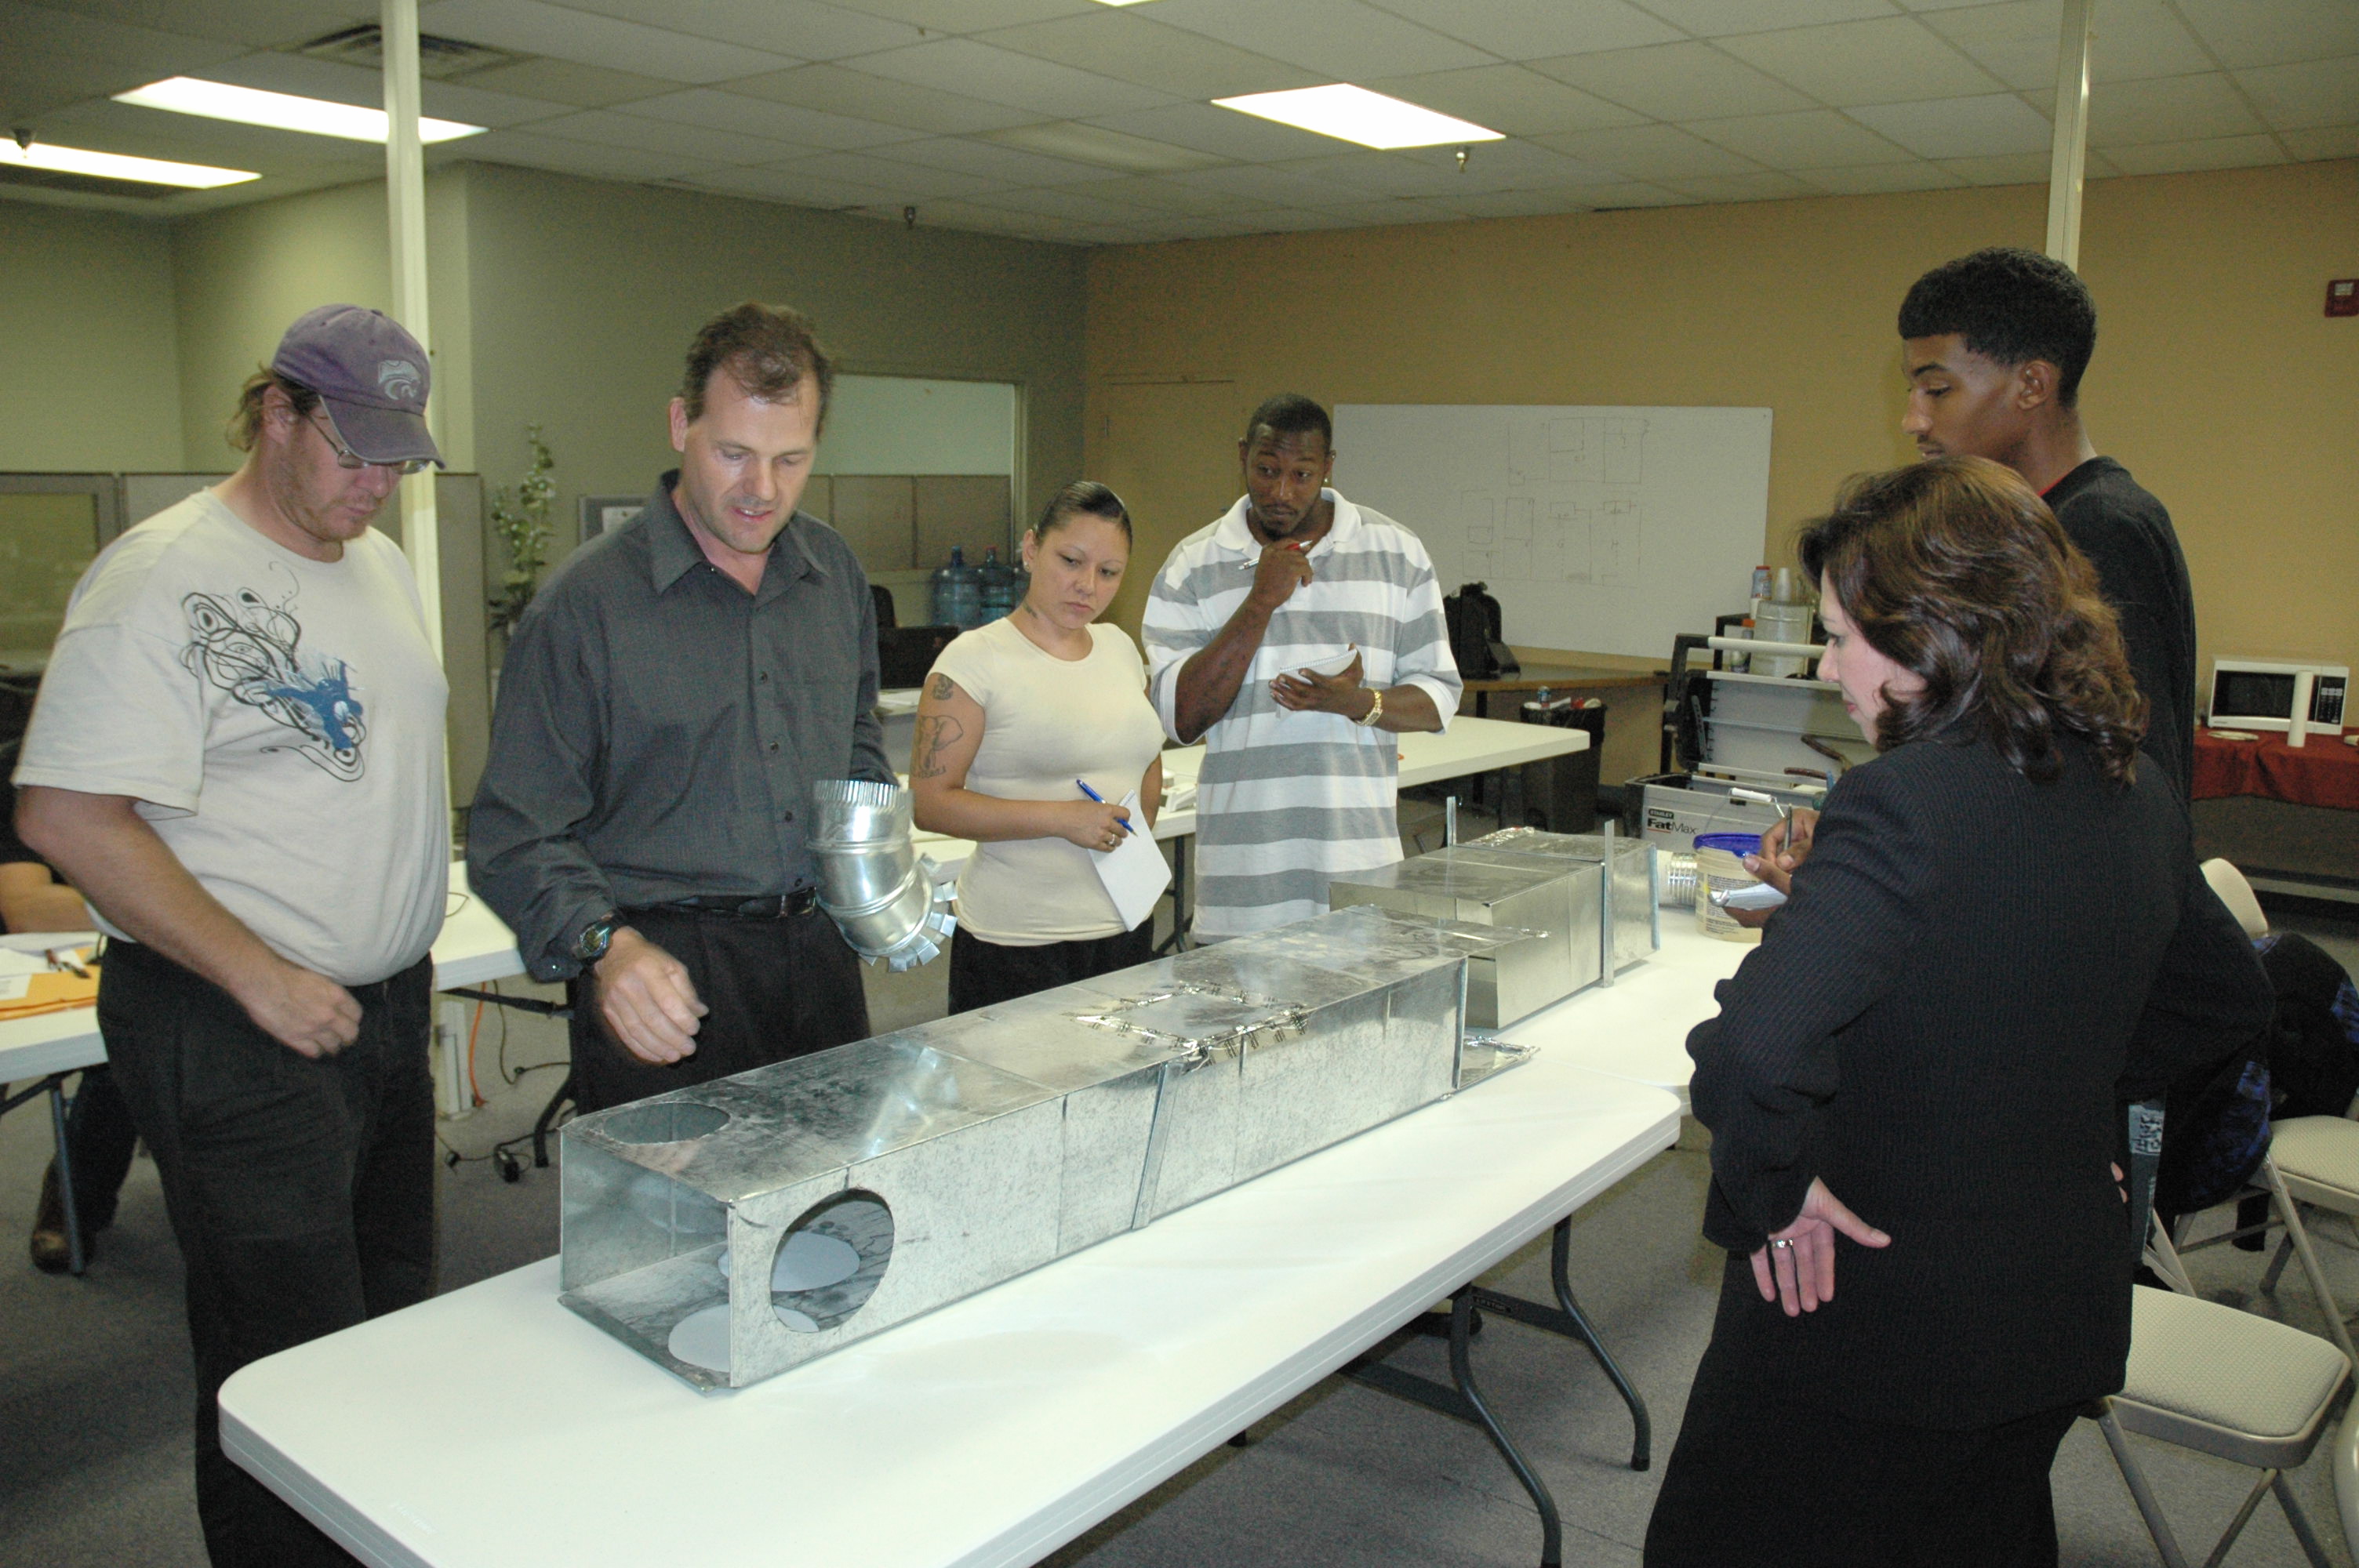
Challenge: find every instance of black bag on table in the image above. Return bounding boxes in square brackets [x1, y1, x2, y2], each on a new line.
[1444, 582, 1518, 681]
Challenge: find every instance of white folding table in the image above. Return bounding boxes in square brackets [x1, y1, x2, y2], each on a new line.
[220, 1054, 1678, 1568]
[1499, 916, 1753, 1109]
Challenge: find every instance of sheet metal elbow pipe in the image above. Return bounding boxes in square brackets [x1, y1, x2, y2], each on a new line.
[809, 779, 955, 971]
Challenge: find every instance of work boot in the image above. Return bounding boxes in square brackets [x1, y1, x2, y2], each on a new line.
[28, 1164, 85, 1273]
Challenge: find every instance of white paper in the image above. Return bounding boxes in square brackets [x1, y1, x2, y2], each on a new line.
[0, 949, 46, 978]
[1091, 792, 1172, 932]
[0, 975, 30, 1002]
[1713, 881, 1788, 912]
[1296, 645, 1358, 678]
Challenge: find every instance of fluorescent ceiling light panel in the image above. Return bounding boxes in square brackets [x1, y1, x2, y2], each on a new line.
[113, 78, 485, 144]
[1089, 0, 1158, 5]
[1212, 85, 1503, 150]
[0, 139, 258, 188]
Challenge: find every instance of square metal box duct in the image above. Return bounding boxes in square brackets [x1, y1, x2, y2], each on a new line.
[557, 906, 1526, 1390]
[1465, 827, 1662, 974]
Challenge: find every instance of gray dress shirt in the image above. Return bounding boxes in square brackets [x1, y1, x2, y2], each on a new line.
[468, 473, 892, 981]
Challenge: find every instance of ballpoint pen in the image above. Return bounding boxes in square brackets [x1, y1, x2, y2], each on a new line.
[1076, 779, 1134, 833]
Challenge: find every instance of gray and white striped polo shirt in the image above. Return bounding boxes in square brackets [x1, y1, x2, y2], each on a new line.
[1142, 490, 1462, 939]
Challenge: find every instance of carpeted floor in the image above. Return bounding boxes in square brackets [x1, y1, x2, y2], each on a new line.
[4, 902, 2355, 1567]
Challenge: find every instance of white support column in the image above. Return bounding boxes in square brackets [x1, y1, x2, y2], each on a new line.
[2046, 0, 2094, 270]
[383, 0, 442, 662]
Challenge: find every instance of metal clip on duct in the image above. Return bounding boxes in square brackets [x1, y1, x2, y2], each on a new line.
[809, 780, 955, 971]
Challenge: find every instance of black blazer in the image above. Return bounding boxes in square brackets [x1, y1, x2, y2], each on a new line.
[1688, 733, 2272, 1429]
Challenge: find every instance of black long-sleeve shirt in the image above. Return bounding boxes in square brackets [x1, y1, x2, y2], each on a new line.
[1687, 734, 2271, 1428]
[468, 474, 891, 981]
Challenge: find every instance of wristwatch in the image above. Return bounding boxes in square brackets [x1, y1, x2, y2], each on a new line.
[572, 913, 621, 965]
[1356, 688, 1385, 728]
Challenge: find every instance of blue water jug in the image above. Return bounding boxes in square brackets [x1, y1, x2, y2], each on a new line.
[931, 546, 983, 629]
[976, 546, 1017, 621]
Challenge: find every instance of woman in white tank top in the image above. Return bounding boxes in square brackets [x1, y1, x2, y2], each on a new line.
[911, 483, 1169, 1014]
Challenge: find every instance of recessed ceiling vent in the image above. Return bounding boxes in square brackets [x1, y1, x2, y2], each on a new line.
[294, 24, 529, 79]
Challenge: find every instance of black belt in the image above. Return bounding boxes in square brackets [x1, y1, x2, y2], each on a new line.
[647, 891, 819, 920]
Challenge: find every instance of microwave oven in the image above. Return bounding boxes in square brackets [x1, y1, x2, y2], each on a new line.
[2207, 659, 2348, 735]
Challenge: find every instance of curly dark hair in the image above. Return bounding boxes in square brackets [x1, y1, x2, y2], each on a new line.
[1797, 456, 2145, 785]
[1898, 247, 2097, 405]
[678, 302, 834, 430]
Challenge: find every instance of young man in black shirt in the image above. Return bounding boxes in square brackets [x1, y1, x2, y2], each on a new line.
[1896, 246, 2198, 800]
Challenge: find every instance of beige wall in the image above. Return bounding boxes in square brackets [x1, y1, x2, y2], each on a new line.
[456, 162, 1087, 579]
[0, 203, 183, 472]
[1085, 160, 2359, 697]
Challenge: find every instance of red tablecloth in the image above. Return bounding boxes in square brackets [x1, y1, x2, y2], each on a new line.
[2193, 729, 2359, 810]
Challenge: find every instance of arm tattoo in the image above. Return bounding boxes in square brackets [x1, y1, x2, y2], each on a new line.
[913, 714, 965, 779]
[929, 673, 954, 700]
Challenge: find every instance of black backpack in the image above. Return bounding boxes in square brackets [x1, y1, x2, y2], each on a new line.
[1443, 582, 1518, 681]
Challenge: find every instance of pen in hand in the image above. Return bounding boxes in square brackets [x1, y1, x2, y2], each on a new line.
[1077, 780, 1134, 834]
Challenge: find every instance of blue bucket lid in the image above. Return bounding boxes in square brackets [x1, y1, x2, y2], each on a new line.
[1693, 832, 1762, 855]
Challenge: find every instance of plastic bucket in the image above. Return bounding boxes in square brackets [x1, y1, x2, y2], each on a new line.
[1692, 832, 1764, 943]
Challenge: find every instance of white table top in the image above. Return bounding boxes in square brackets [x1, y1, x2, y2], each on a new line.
[220, 1054, 1677, 1568]
[1499, 911, 1753, 1108]
[0, 866, 525, 1084]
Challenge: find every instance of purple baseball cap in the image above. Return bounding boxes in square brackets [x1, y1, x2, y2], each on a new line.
[271, 304, 444, 468]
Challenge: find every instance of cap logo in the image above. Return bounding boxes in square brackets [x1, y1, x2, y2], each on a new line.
[377, 358, 423, 402]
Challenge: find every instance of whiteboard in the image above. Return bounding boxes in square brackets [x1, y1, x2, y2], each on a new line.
[1332, 404, 1772, 660]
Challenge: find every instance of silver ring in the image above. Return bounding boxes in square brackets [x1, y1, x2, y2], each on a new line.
[1769, 1238, 1794, 1250]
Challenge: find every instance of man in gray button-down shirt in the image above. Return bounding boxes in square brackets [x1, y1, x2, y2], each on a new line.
[470, 303, 892, 1113]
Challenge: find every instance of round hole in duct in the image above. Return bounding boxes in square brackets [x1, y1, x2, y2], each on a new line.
[773, 1189, 892, 1334]
[598, 1100, 729, 1145]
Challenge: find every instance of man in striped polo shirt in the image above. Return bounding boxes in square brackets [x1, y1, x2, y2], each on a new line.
[1143, 394, 1462, 939]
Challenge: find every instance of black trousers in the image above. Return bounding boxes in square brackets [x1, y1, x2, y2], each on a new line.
[99, 939, 434, 1568]
[947, 921, 1156, 1015]
[1645, 1337, 2081, 1567]
[64, 1062, 140, 1231]
[566, 903, 871, 1115]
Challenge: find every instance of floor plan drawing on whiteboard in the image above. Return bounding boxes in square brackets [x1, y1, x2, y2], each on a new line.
[1336, 404, 1772, 661]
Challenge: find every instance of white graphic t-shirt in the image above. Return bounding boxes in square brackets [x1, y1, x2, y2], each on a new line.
[15, 489, 449, 985]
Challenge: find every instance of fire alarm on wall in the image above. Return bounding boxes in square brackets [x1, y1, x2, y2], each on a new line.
[2329, 279, 2358, 318]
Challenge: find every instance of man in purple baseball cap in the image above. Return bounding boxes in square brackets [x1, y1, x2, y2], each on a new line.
[15, 303, 449, 1565]
[271, 303, 444, 470]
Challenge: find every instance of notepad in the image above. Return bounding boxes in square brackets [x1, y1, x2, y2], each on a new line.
[1091, 792, 1172, 932]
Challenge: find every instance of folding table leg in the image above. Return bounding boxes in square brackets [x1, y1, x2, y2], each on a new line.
[1474, 1219, 1652, 1470]
[48, 1076, 86, 1276]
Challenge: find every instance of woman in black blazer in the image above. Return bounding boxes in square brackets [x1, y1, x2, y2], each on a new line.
[1645, 456, 2273, 1566]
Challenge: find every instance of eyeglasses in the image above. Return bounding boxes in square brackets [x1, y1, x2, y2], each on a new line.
[309, 411, 429, 476]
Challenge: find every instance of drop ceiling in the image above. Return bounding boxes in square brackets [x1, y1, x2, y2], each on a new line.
[1, 0, 2351, 243]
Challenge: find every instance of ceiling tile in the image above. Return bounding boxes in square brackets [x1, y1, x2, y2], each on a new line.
[1387, 137, 1631, 191]
[554, 0, 924, 59]
[1277, 150, 1487, 198]
[1847, 91, 2051, 156]
[617, 88, 921, 149]
[1165, 162, 1350, 207]
[1921, 1, 2215, 91]
[1307, 195, 1484, 225]
[1788, 158, 1963, 193]
[1365, 0, 1683, 60]
[2173, 0, 2359, 71]
[690, 162, 900, 205]
[0, 49, 158, 119]
[1074, 174, 1255, 215]
[24, 1, 380, 51]
[1362, 64, 1648, 136]
[977, 120, 1228, 173]
[1529, 42, 1819, 119]
[181, 47, 570, 129]
[1933, 149, 2053, 183]
[781, 147, 1004, 198]
[2233, 56, 2359, 132]
[522, 108, 809, 163]
[2026, 71, 2267, 145]
[2281, 123, 2359, 158]
[1225, 207, 1372, 231]
[1085, 102, 1350, 162]
[0, 2, 247, 77]
[2099, 132, 2289, 175]
[1534, 122, 1765, 178]
[974, 12, 1323, 99]
[1717, 16, 2007, 106]
[1439, 185, 1629, 216]
[416, 0, 801, 83]
[865, 134, 1125, 185]
[446, 57, 684, 108]
[722, 64, 1044, 134]
[465, 125, 722, 179]
[1634, 0, 1902, 37]
[961, 183, 1160, 223]
[838, 38, 1174, 118]
[42, 96, 383, 171]
[1685, 108, 1917, 166]
[1141, 0, 1496, 82]
[801, 0, 1099, 34]
[1656, 169, 1825, 201]
[1583, 181, 1696, 206]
